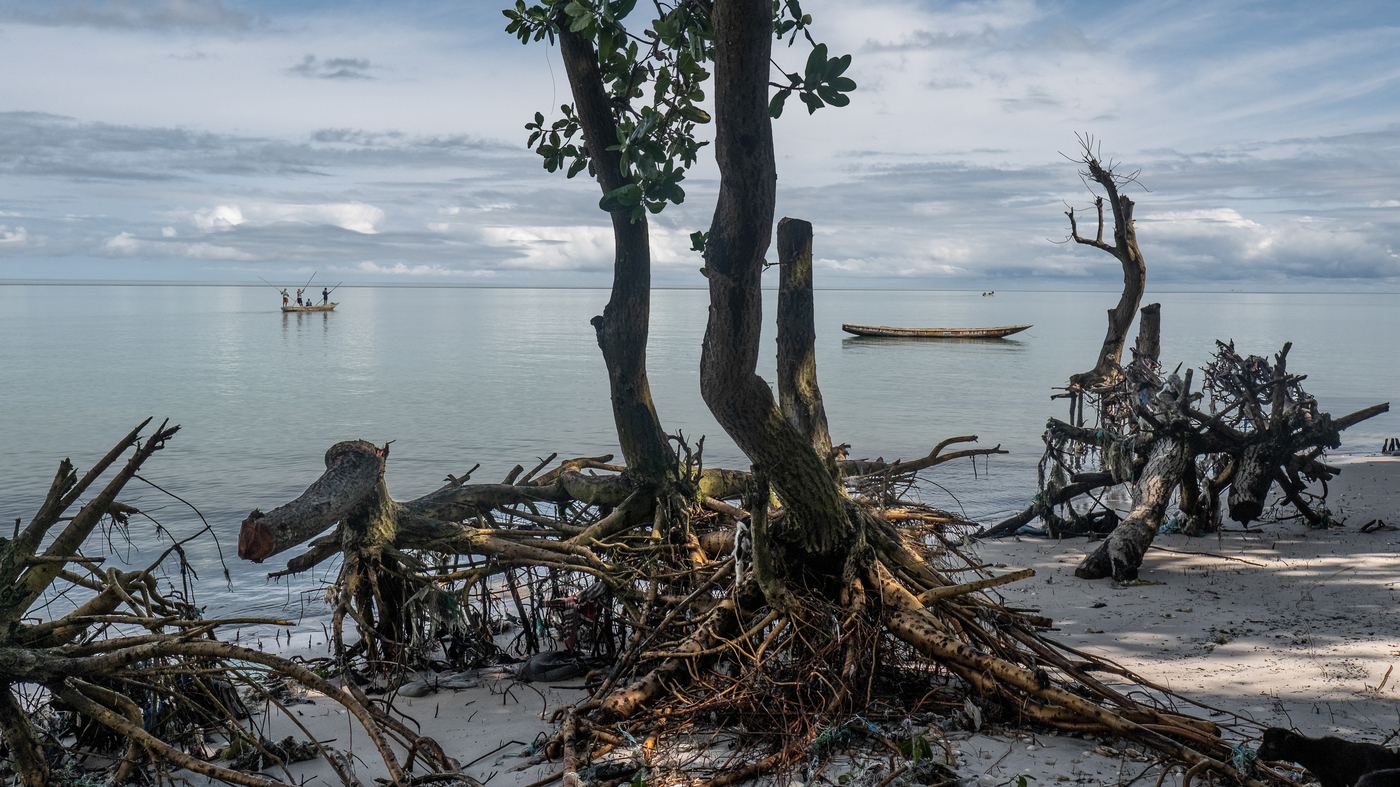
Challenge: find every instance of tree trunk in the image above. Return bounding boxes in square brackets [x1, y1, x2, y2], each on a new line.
[1067, 157, 1147, 390]
[1075, 434, 1190, 581]
[1227, 443, 1278, 524]
[700, 0, 853, 560]
[238, 440, 385, 563]
[0, 687, 48, 787]
[557, 25, 676, 487]
[776, 217, 834, 473]
[239, 441, 632, 566]
[1133, 302, 1160, 366]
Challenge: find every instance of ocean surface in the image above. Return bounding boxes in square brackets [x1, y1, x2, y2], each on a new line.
[2, 284, 1396, 632]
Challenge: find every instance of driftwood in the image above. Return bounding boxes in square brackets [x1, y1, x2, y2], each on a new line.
[988, 313, 1389, 580]
[987, 143, 1389, 580]
[3, 423, 455, 787]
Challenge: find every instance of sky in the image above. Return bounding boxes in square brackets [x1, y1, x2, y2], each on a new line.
[1, 0, 1399, 289]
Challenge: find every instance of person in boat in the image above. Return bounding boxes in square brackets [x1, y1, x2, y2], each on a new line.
[296, 288, 304, 306]
[281, 288, 289, 306]
[322, 287, 329, 305]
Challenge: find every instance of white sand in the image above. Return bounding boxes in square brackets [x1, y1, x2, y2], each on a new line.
[216, 458, 1400, 787]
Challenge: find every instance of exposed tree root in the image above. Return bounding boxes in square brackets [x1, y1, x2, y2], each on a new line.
[986, 142, 1387, 581]
[2, 423, 475, 787]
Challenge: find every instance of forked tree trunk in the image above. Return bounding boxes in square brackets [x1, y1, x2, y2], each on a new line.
[699, 0, 852, 561]
[558, 24, 677, 488]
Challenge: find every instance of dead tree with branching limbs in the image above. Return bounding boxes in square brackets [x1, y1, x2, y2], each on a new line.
[984, 145, 1389, 582]
[1061, 134, 1147, 395]
[2, 422, 470, 787]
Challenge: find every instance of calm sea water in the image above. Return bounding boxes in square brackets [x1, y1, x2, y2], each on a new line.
[1, 285, 1396, 627]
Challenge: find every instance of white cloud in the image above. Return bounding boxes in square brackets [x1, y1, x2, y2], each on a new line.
[191, 205, 245, 231]
[189, 202, 384, 234]
[478, 225, 613, 270]
[348, 261, 492, 277]
[183, 241, 256, 260]
[100, 230, 254, 260]
[1, 1, 1399, 287]
[1139, 208, 1400, 280]
[0, 0, 254, 30]
[103, 231, 139, 254]
[0, 225, 28, 244]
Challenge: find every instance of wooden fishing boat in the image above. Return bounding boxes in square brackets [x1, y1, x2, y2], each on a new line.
[841, 323, 1031, 339]
[281, 302, 338, 313]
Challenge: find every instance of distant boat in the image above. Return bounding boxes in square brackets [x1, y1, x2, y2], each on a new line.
[841, 323, 1031, 339]
[282, 302, 338, 313]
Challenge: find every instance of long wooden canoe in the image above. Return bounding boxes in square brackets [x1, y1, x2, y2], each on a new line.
[841, 323, 1031, 339]
[282, 302, 338, 313]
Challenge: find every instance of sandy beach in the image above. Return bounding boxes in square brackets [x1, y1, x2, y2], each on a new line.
[216, 456, 1399, 787]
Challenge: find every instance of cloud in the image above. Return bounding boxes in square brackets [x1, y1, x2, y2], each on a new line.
[272, 202, 384, 234]
[0, 224, 28, 243]
[0, 0, 254, 30]
[103, 230, 139, 254]
[189, 202, 384, 234]
[191, 205, 244, 230]
[864, 28, 999, 51]
[346, 261, 495, 277]
[998, 86, 1062, 112]
[1139, 209, 1400, 281]
[0, 113, 517, 182]
[3, 0, 1399, 287]
[288, 55, 376, 81]
[100, 229, 256, 260]
[477, 225, 614, 271]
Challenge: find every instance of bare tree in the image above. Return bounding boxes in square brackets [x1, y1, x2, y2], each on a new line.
[1063, 134, 1147, 392]
[986, 144, 1390, 581]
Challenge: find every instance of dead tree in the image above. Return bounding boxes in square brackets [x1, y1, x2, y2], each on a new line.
[3, 423, 456, 787]
[1063, 134, 1147, 392]
[985, 145, 1390, 581]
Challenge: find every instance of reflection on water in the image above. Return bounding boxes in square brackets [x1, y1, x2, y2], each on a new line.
[841, 336, 1028, 348]
[1, 284, 1395, 634]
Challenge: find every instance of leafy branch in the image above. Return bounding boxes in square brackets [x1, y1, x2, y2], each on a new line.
[504, 0, 855, 224]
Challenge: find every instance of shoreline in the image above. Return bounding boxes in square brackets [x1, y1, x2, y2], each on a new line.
[205, 457, 1400, 786]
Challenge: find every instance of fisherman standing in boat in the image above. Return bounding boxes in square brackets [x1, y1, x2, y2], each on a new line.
[281, 288, 289, 307]
[296, 288, 304, 306]
[322, 287, 330, 305]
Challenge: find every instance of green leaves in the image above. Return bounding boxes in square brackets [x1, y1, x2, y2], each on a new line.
[599, 183, 642, 212]
[771, 0, 813, 44]
[524, 104, 587, 177]
[769, 89, 789, 118]
[502, 0, 556, 45]
[767, 35, 855, 117]
[508, 0, 714, 220]
[510, 1, 854, 213]
[896, 735, 934, 763]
